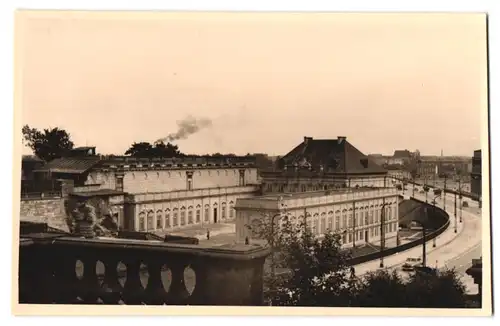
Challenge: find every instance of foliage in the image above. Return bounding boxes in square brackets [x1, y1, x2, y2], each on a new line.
[124, 141, 182, 157]
[22, 125, 74, 162]
[249, 209, 469, 308]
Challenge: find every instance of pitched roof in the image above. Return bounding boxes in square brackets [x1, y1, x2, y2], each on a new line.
[34, 157, 101, 174]
[280, 137, 387, 174]
[393, 150, 412, 158]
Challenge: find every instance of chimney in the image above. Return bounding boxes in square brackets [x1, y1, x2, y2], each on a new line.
[304, 137, 313, 145]
[337, 136, 346, 144]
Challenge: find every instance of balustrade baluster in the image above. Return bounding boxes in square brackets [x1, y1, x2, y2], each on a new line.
[143, 261, 168, 305]
[100, 258, 123, 304]
[79, 257, 101, 303]
[53, 257, 80, 304]
[166, 262, 191, 305]
[122, 259, 145, 304]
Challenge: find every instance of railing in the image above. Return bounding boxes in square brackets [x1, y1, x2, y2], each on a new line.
[20, 191, 63, 200]
[73, 184, 103, 193]
[18, 232, 270, 305]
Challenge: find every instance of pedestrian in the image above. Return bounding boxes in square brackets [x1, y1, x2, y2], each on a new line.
[206, 229, 210, 240]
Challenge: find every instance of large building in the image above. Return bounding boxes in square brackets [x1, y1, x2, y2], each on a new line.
[34, 149, 260, 232]
[471, 149, 481, 198]
[235, 187, 399, 248]
[260, 136, 390, 193]
[234, 136, 399, 247]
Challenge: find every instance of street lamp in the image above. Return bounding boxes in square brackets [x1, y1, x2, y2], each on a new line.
[454, 192, 458, 233]
[379, 202, 389, 268]
[431, 194, 440, 248]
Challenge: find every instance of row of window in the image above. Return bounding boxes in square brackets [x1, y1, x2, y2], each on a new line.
[265, 182, 383, 193]
[340, 223, 398, 244]
[137, 204, 236, 231]
[280, 207, 397, 233]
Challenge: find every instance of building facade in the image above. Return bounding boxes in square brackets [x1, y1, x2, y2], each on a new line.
[260, 136, 390, 193]
[35, 153, 260, 233]
[235, 187, 399, 248]
[471, 149, 481, 198]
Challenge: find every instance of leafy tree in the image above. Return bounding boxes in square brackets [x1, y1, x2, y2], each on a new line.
[22, 125, 74, 162]
[353, 268, 467, 308]
[124, 141, 182, 158]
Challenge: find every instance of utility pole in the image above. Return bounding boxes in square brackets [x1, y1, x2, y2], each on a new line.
[458, 178, 463, 223]
[454, 192, 457, 233]
[443, 175, 447, 210]
[352, 201, 356, 248]
[379, 199, 387, 268]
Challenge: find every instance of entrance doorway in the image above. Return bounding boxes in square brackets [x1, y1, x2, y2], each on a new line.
[365, 230, 369, 242]
[213, 208, 218, 223]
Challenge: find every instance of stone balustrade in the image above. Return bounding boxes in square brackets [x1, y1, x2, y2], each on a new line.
[18, 231, 270, 306]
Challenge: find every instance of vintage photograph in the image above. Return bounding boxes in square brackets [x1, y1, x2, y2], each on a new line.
[13, 11, 490, 314]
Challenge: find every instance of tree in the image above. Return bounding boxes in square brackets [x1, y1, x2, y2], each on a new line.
[124, 141, 182, 158]
[22, 125, 74, 162]
[247, 214, 353, 306]
[353, 268, 467, 308]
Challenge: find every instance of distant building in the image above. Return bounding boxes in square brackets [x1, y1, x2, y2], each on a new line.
[260, 136, 390, 193]
[21, 155, 44, 181]
[33, 148, 260, 232]
[471, 150, 481, 198]
[235, 187, 399, 248]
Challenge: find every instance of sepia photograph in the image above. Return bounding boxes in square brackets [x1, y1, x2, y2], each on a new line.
[11, 9, 492, 316]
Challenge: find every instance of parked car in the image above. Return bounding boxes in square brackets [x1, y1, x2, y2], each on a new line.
[402, 257, 423, 272]
[463, 201, 469, 207]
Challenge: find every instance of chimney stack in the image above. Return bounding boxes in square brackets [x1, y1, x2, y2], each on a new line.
[337, 136, 347, 144]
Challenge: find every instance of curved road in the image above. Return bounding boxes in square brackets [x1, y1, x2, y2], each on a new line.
[394, 189, 483, 292]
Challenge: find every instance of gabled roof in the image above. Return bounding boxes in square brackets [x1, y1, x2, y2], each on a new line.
[280, 137, 387, 174]
[34, 157, 101, 174]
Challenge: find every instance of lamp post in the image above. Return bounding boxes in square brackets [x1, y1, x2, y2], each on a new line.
[379, 201, 389, 268]
[454, 192, 458, 233]
[458, 178, 463, 223]
[431, 194, 440, 248]
[443, 174, 447, 210]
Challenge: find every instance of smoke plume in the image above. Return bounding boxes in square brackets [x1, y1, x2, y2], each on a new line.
[156, 115, 213, 143]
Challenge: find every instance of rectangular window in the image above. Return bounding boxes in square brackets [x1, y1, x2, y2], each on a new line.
[342, 234, 347, 244]
[156, 217, 162, 229]
[139, 217, 145, 231]
[348, 233, 352, 243]
[196, 209, 201, 223]
[229, 207, 234, 219]
[335, 215, 340, 230]
[342, 215, 347, 228]
[355, 232, 359, 241]
[222, 206, 227, 220]
[348, 214, 353, 228]
[328, 217, 333, 230]
[187, 178, 193, 191]
[355, 213, 358, 227]
[360, 231, 364, 240]
[188, 210, 193, 224]
[204, 208, 209, 222]
[369, 211, 374, 224]
[365, 212, 369, 225]
[239, 172, 245, 186]
[116, 177, 124, 192]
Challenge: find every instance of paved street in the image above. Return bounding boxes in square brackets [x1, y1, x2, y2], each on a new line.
[391, 187, 483, 293]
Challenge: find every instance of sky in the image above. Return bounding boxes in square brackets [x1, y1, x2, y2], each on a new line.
[16, 11, 487, 157]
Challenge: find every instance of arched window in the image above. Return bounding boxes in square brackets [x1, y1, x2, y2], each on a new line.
[156, 210, 163, 229]
[335, 210, 341, 230]
[313, 213, 319, 235]
[327, 211, 334, 230]
[320, 212, 326, 234]
[188, 206, 194, 224]
[229, 201, 234, 219]
[147, 210, 154, 231]
[173, 208, 179, 227]
[305, 212, 312, 232]
[138, 211, 146, 232]
[164, 208, 171, 228]
[221, 202, 227, 220]
[180, 207, 186, 226]
[196, 204, 201, 223]
[204, 204, 210, 222]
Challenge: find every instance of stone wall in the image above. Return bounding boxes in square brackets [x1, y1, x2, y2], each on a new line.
[19, 198, 69, 232]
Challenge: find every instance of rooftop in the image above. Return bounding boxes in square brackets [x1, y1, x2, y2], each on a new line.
[278, 136, 387, 175]
[249, 186, 390, 201]
[34, 157, 101, 174]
